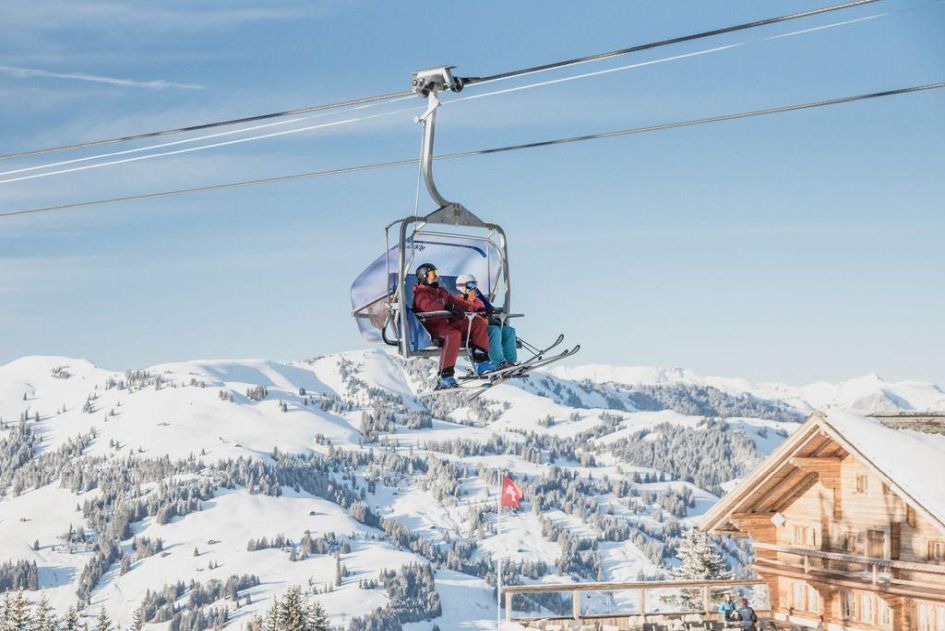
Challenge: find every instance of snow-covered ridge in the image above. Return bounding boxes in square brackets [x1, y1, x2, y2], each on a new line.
[548, 364, 945, 414]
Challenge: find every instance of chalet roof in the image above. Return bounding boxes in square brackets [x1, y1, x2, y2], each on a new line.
[700, 411, 945, 535]
[825, 411, 945, 527]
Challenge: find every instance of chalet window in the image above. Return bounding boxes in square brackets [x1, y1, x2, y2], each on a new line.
[917, 603, 932, 631]
[842, 531, 858, 554]
[861, 592, 874, 624]
[937, 607, 945, 631]
[907, 505, 918, 528]
[928, 540, 945, 562]
[843, 590, 857, 620]
[793, 525, 817, 548]
[792, 581, 805, 610]
[868, 530, 888, 559]
[854, 474, 869, 494]
[806, 584, 820, 613]
[878, 598, 892, 628]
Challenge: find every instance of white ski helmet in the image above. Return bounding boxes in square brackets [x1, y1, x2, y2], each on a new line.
[456, 273, 478, 291]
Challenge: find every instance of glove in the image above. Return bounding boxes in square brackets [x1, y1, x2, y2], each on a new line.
[447, 302, 465, 316]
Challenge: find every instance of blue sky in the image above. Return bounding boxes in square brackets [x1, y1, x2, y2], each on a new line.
[0, 0, 943, 385]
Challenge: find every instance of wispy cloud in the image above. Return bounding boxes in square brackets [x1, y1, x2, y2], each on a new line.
[0, 65, 202, 91]
[2, 1, 321, 34]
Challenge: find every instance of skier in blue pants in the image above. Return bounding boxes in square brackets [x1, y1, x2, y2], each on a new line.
[456, 273, 518, 368]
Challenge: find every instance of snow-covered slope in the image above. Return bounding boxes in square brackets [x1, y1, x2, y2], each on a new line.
[0, 352, 940, 630]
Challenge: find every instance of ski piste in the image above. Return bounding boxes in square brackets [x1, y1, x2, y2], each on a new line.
[464, 344, 581, 400]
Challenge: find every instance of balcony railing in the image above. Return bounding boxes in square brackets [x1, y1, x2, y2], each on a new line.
[753, 543, 945, 601]
[501, 578, 768, 628]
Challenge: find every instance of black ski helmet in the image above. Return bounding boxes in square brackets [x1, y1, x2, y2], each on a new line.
[416, 263, 438, 284]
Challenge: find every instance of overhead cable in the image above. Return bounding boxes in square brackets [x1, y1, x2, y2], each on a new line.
[0, 96, 416, 179]
[462, 0, 882, 86]
[0, 0, 880, 163]
[0, 105, 421, 185]
[1, 5, 904, 186]
[0, 90, 414, 162]
[2, 81, 940, 220]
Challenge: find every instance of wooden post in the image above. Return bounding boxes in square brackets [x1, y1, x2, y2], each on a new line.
[505, 592, 512, 625]
[640, 587, 647, 622]
[573, 590, 581, 621]
[703, 585, 711, 614]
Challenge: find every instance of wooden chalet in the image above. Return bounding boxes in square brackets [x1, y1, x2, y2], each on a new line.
[701, 412, 945, 631]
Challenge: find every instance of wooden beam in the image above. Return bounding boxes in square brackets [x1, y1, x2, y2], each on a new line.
[789, 456, 842, 469]
[789, 456, 841, 490]
[731, 512, 777, 525]
[501, 578, 766, 595]
[765, 471, 818, 513]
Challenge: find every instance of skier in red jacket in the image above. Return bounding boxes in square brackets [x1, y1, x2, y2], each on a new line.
[413, 263, 496, 389]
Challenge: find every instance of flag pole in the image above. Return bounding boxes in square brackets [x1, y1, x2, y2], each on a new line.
[497, 472, 503, 631]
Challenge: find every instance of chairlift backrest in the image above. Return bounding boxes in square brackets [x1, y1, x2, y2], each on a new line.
[395, 273, 461, 353]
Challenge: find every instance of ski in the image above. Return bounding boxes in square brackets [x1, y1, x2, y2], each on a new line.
[418, 334, 567, 398]
[464, 345, 581, 400]
[458, 333, 565, 383]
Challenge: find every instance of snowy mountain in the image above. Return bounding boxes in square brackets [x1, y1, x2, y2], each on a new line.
[0, 352, 941, 630]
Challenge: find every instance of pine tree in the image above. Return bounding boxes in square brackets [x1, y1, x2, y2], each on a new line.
[278, 587, 307, 630]
[307, 599, 329, 631]
[96, 608, 112, 631]
[668, 528, 732, 608]
[130, 608, 144, 631]
[63, 606, 80, 630]
[34, 594, 58, 631]
[263, 601, 280, 631]
[9, 591, 30, 630]
[671, 528, 731, 580]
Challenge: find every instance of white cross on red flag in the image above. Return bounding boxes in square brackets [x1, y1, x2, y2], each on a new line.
[500, 476, 523, 509]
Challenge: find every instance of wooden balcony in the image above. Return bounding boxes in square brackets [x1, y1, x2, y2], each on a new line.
[501, 578, 769, 630]
[753, 543, 945, 602]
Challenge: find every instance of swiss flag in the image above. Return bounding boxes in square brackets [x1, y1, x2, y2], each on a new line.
[501, 476, 523, 510]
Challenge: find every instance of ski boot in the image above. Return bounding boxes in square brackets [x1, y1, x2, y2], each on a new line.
[475, 360, 498, 377]
[436, 375, 459, 390]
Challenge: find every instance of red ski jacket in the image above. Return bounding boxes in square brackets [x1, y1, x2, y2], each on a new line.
[412, 283, 479, 323]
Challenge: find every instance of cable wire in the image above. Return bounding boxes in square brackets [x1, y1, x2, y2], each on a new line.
[0, 0, 880, 163]
[3, 4, 907, 186]
[0, 95, 416, 179]
[3, 81, 940, 220]
[462, 0, 882, 86]
[0, 104, 421, 185]
[0, 90, 414, 162]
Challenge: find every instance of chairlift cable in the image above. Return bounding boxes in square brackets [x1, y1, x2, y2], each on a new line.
[0, 0, 880, 163]
[2, 4, 902, 187]
[0, 91, 415, 163]
[0, 96, 417, 179]
[460, 0, 882, 86]
[2, 81, 940, 220]
[0, 105, 421, 186]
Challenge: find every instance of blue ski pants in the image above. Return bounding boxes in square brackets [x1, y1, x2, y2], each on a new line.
[488, 324, 518, 364]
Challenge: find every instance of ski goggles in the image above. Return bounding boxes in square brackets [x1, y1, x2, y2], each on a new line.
[426, 269, 439, 280]
[463, 281, 477, 289]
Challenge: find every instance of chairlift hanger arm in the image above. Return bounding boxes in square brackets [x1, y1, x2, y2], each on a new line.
[411, 67, 465, 210]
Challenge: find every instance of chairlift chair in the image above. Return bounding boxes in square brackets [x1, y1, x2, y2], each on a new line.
[350, 67, 520, 359]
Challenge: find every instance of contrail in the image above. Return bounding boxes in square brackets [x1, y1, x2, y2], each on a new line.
[0, 65, 203, 90]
